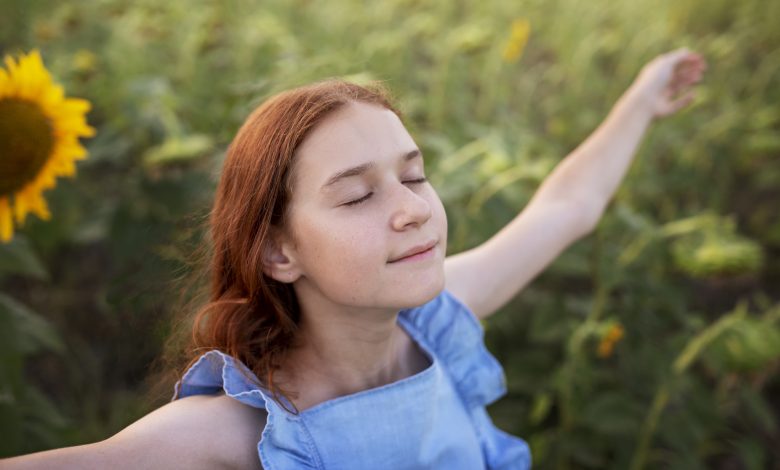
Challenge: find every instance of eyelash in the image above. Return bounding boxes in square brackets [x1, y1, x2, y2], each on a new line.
[344, 177, 428, 207]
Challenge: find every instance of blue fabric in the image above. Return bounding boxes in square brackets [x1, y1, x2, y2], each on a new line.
[173, 289, 532, 469]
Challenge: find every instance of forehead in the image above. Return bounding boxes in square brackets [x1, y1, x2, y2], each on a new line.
[291, 101, 416, 190]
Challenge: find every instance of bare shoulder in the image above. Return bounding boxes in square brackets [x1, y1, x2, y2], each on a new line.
[2, 393, 267, 470]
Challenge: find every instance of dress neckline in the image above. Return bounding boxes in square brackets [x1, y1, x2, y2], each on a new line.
[281, 312, 436, 417]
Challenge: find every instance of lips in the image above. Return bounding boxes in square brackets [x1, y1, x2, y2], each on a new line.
[389, 239, 438, 263]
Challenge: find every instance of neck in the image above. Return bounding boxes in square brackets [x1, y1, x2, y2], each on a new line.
[280, 285, 412, 407]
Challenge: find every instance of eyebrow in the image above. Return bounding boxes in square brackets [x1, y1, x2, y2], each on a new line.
[321, 149, 422, 190]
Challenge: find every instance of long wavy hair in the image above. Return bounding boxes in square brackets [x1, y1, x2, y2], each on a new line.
[160, 79, 402, 414]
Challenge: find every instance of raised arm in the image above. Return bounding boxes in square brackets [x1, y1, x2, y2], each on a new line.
[445, 48, 707, 320]
[1, 393, 267, 470]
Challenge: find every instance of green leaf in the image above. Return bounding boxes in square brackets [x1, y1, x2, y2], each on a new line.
[142, 134, 213, 167]
[735, 437, 767, 470]
[739, 386, 777, 434]
[0, 294, 65, 355]
[529, 392, 553, 425]
[581, 391, 643, 436]
[704, 317, 780, 372]
[0, 237, 48, 281]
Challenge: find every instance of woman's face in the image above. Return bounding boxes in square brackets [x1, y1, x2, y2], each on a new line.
[276, 101, 447, 310]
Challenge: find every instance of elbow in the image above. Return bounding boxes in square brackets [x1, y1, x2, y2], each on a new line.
[581, 209, 601, 235]
[573, 198, 605, 237]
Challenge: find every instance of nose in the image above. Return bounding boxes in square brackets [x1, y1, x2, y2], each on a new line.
[389, 182, 432, 231]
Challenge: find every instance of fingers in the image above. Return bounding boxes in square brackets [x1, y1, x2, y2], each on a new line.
[677, 87, 696, 104]
[663, 47, 708, 78]
[669, 67, 703, 96]
[657, 89, 696, 117]
[669, 89, 696, 114]
[675, 57, 707, 80]
[667, 49, 707, 96]
[668, 47, 708, 73]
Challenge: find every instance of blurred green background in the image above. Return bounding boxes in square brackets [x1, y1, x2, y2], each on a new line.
[1, 0, 778, 468]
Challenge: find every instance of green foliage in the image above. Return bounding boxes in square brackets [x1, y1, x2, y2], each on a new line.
[1, 0, 779, 467]
[670, 216, 764, 279]
[0, 292, 67, 456]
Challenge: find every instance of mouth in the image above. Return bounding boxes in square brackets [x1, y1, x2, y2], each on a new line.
[388, 240, 438, 263]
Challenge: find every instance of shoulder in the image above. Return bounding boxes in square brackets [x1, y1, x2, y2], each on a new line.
[401, 289, 508, 408]
[107, 392, 267, 470]
[401, 289, 483, 337]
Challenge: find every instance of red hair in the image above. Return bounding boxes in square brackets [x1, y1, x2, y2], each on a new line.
[171, 79, 402, 413]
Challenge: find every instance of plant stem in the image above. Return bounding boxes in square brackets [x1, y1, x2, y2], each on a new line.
[557, 226, 608, 470]
[630, 385, 670, 470]
[629, 303, 748, 470]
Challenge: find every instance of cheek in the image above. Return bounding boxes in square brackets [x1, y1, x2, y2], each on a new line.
[301, 220, 389, 305]
[429, 189, 448, 242]
[297, 212, 386, 279]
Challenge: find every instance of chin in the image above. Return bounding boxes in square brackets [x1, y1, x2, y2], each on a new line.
[396, 272, 445, 309]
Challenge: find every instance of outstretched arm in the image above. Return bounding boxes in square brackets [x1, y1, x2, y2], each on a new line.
[445, 48, 707, 320]
[1, 393, 266, 470]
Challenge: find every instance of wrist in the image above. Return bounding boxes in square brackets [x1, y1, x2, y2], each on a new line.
[614, 85, 656, 124]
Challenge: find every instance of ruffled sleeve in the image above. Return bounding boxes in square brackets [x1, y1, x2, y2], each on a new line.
[399, 290, 533, 470]
[399, 289, 507, 407]
[173, 350, 323, 470]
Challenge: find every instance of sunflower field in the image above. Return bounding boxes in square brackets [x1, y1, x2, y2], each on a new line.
[1, 0, 779, 468]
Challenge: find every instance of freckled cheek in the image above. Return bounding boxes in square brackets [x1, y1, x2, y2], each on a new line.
[334, 226, 384, 275]
[300, 218, 385, 278]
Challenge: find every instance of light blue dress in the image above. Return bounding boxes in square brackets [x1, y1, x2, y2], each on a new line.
[172, 289, 532, 469]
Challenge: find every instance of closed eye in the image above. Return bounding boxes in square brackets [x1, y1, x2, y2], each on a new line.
[404, 177, 427, 185]
[344, 192, 374, 206]
[343, 177, 427, 207]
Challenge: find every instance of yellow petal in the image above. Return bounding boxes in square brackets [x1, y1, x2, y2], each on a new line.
[4, 54, 20, 75]
[60, 97, 92, 114]
[0, 197, 14, 242]
[41, 82, 65, 109]
[12, 188, 30, 225]
[29, 191, 51, 220]
[0, 69, 10, 98]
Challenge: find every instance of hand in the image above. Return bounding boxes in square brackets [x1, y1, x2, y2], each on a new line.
[625, 47, 708, 119]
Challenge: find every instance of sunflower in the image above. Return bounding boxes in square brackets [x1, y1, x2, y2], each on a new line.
[0, 49, 95, 242]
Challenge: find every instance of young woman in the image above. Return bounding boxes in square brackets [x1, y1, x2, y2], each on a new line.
[4, 47, 706, 469]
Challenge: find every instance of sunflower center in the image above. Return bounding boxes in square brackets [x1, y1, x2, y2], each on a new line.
[0, 98, 55, 196]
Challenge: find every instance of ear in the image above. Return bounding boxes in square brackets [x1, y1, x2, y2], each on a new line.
[262, 228, 303, 283]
